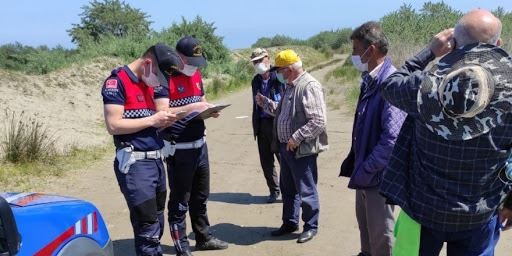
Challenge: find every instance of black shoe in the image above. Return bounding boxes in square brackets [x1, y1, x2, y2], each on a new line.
[267, 193, 279, 203]
[271, 224, 299, 236]
[297, 229, 317, 243]
[196, 237, 228, 251]
[177, 249, 193, 256]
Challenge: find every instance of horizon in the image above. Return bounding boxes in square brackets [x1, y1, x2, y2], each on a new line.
[2, 0, 512, 50]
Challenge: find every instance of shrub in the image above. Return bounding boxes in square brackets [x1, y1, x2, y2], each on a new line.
[307, 28, 352, 51]
[1, 110, 57, 164]
[252, 29, 353, 52]
[328, 58, 360, 82]
[381, 2, 462, 45]
[252, 34, 304, 48]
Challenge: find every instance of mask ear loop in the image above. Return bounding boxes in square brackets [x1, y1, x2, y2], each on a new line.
[360, 45, 372, 63]
[176, 54, 186, 72]
[142, 59, 152, 77]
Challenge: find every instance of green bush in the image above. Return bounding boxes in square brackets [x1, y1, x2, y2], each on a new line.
[0, 43, 80, 74]
[306, 28, 353, 51]
[380, 2, 512, 67]
[0, 14, 231, 75]
[252, 29, 353, 53]
[204, 58, 253, 99]
[1, 110, 57, 164]
[328, 58, 360, 82]
[252, 35, 304, 48]
[381, 2, 461, 45]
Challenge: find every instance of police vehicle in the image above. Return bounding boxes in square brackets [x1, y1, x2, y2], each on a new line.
[0, 192, 113, 256]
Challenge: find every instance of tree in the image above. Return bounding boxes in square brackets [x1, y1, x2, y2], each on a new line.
[68, 0, 151, 47]
[158, 16, 230, 62]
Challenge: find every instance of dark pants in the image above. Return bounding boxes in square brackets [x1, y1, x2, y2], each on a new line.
[257, 118, 280, 195]
[419, 214, 501, 256]
[166, 143, 211, 253]
[114, 158, 167, 256]
[279, 144, 320, 231]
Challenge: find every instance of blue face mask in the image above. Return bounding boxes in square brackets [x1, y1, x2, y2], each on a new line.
[276, 73, 286, 84]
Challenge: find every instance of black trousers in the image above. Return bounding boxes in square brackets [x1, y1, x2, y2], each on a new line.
[166, 143, 211, 253]
[257, 118, 280, 195]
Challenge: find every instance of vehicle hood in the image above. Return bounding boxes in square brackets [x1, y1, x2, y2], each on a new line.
[0, 192, 78, 207]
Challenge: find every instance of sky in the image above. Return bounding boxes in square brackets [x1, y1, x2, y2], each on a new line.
[1, 0, 511, 50]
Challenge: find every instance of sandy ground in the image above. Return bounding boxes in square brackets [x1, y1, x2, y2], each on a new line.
[29, 58, 512, 256]
[0, 58, 121, 150]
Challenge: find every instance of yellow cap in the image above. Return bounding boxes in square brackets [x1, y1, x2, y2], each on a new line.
[274, 49, 301, 68]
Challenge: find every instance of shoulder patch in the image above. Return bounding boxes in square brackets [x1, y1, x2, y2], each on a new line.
[106, 79, 118, 89]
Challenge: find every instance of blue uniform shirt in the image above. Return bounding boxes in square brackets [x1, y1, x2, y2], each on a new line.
[101, 66, 163, 151]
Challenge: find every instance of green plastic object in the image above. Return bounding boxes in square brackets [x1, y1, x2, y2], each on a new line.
[393, 210, 421, 256]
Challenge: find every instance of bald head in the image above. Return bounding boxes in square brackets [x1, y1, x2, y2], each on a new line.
[454, 9, 502, 47]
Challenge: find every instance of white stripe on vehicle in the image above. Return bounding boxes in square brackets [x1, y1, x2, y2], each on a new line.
[87, 213, 93, 234]
[75, 220, 82, 234]
[4, 192, 33, 203]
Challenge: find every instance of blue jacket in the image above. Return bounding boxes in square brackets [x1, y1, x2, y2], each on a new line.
[251, 71, 284, 139]
[340, 58, 406, 189]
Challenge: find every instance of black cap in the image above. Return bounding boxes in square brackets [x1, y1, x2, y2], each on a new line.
[152, 43, 184, 86]
[176, 36, 207, 67]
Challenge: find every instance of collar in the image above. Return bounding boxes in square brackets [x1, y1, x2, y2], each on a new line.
[122, 65, 140, 83]
[291, 71, 307, 86]
[369, 61, 384, 78]
[258, 72, 271, 82]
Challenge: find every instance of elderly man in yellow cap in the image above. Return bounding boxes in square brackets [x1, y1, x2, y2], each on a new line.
[256, 49, 328, 243]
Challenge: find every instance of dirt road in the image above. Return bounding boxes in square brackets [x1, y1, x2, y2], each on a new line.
[41, 58, 512, 255]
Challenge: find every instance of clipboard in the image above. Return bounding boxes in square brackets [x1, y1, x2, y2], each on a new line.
[193, 104, 231, 120]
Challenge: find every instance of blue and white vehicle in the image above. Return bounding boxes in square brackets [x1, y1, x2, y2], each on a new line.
[0, 192, 113, 256]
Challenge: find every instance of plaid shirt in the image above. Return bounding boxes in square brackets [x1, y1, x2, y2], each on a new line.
[263, 72, 326, 143]
[276, 84, 295, 143]
[380, 48, 512, 232]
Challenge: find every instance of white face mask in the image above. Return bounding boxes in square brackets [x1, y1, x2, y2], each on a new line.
[180, 64, 198, 76]
[254, 62, 269, 75]
[351, 47, 370, 72]
[141, 64, 160, 87]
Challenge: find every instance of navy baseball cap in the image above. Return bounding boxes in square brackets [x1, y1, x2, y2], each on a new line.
[176, 36, 207, 67]
[151, 43, 184, 86]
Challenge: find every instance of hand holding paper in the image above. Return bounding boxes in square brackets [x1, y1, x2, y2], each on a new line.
[194, 104, 231, 120]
